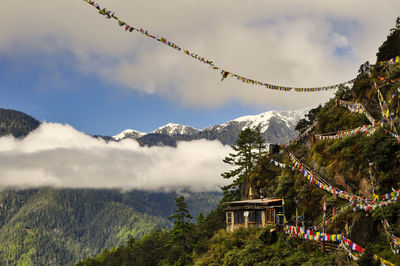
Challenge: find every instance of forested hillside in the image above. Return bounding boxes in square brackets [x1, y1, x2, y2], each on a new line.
[0, 108, 40, 137]
[0, 189, 220, 265]
[76, 17, 400, 266]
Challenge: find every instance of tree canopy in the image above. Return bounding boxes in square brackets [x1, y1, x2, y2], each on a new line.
[221, 126, 266, 201]
[376, 17, 400, 62]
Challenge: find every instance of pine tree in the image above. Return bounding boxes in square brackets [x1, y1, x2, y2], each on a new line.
[254, 125, 266, 157]
[295, 105, 322, 133]
[167, 195, 194, 265]
[221, 126, 266, 201]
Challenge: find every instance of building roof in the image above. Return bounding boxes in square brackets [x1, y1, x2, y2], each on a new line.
[224, 198, 282, 206]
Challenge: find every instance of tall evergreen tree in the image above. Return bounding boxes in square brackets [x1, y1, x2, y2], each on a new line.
[295, 105, 322, 133]
[254, 125, 266, 157]
[167, 195, 194, 265]
[221, 126, 266, 201]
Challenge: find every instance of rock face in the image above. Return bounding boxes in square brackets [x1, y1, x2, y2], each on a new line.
[114, 109, 309, 146]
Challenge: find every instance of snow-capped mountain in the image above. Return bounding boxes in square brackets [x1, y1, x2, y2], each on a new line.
[113, 129, 145, 141]
[113, 109, 310, 146]
[199, 109, 309, 145]
[152, 123, 200, 136]
[230, 110, 307, 133]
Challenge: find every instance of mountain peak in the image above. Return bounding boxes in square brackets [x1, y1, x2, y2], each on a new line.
[152, 123, 200, 136]
[113, 129, 145, 141]
[214, 108, 309, 135]
[113, 108, 309, 145]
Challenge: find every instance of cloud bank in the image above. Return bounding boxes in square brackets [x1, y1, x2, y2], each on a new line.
[0, 123, 232, 192]
[1, 0, 400, 109]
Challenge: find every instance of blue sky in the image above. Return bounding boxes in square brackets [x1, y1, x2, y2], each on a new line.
[1, 0, 399, 136]
[0, 51, 262, 136]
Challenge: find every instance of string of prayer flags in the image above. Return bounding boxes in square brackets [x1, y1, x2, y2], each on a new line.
[315, 125, 376, 141]
[340, 243, 360, 261]
[288, 153, 400, 207]
[374, 75, 400, 133]
[376, 56, 400, 67]
[352, 196, 400, 212]
[299, 123, 317, 139]
[284, 225, 343, 242]
[284, 225, 365, 253]
[336, 98, 400, 143]
[388, 56, 400, 65]
[336, 99, 376, 125]
[341, 243, 395, 265]
[374, 82, 395, 125]
[341, 236, 365, 253]
[384, 129, 400, 144]
[378, 86, 389, 120]
[82, 0, 358, 93]
[382, 219, 400, 254]
[270, 158, 287, 169]
[270, 156, 350, 202]
[269, 154, 400, 206]
[289, 153, 367, 204]
[373, 187, 400, 202]
[285, 225, 395, 264]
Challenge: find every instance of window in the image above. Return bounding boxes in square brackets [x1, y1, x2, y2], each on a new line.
[266, 209, 275, 223]
[248, 210, 262, 224]
[227, 212, 232, 224]
[234, 211, 245, 224]
[270, 209, 275, 223]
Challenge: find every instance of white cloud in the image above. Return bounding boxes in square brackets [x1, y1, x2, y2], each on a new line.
[1, 0, 399, 109]
[332, 33, 349, 48]
[0, 123, 232, 192]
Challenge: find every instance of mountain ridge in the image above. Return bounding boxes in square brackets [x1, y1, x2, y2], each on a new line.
[113, 108, 310, 146]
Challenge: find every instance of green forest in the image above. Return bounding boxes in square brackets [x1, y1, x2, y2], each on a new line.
[0, 189, 220, 265]
[0, 108, 40, 138]
[75, 17, 400, 266]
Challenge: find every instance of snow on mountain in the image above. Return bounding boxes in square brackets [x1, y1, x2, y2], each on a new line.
[152, 123, 200, 136]
[231, 109, 309, 133]
[113, 108, 310, 145]
[113, 129, 145, 141]
[204, 108, 310, 144]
